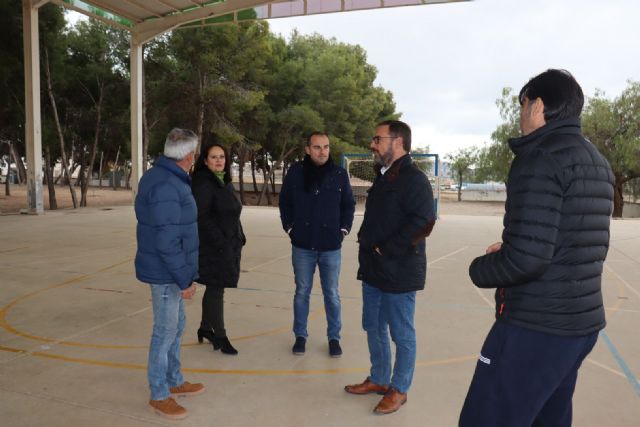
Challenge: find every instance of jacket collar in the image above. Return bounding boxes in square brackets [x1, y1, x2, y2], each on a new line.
[192, 166, 227, 188]
[509, 117, 582, 156]
[375, 153, 412, 182]
[156, 155, 191, 184]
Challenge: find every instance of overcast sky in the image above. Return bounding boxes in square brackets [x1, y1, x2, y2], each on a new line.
[267, 0, 640, 156]
[66, 1, 640, 156]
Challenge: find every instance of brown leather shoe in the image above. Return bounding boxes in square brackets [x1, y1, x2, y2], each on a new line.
[149, 397, 187, 420]
[170, 381, 205, 397]
[373, 388, 407, 414]
[344, 377, 389, 395]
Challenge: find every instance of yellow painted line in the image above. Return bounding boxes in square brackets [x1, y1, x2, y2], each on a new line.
[0, 255, 321, 349]
[3, 342, 634, 380]
[0, 259, 133, 348]
[416, 355, 476, 367]
[0, 343, 477, 375]
[0, 345, 27, 355]
[602, 266, 626, 315]
[605, 263, 640, 300]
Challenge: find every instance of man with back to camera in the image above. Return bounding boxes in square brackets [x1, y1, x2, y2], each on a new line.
[344, 120, 436, 415]
[459, 70, 615, 426]
[279, 132, 355, 357]
[135, 128, 205, 420]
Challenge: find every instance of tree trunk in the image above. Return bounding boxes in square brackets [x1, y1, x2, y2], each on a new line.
[457, 172, 463, 202]
[270, 166, 276, 195]
[70, 162, 81, 187]
[196, 71, 206, 141]
[613, 174, 626, 218]
[9, 143, 25, 184]
[44, 48, 77, 208]
[257, 166, 269, 206]
[98, 151, 104, 187]
[234, 145, 246, 205]
[112, 146, 121, 190]
[141, 51, 149, 173]
[44, 146, 57, 210]
[251, 154, 259, 192]
[4, 152, 10, 196]
[125, 163, 132, 189]
[80, 82, 104, 207]
[75, 146, 86, 188]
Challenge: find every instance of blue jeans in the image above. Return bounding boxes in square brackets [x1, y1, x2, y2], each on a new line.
[148, 284, 185, 401]
[292, 246, 342, 341]
[362, 282, 416, 394]
[459, 322, 598, 427]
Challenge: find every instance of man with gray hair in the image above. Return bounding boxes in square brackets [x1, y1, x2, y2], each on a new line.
[135, 128, 204, 420]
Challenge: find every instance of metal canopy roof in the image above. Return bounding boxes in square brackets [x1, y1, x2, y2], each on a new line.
[53, 0, 466, 43]
[21, 0, 466, 214]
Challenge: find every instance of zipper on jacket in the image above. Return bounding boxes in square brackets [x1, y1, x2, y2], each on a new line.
[498, 288, 505, 316]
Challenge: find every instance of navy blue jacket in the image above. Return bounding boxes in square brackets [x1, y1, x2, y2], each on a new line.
[357, 154, 437, 292]
[469, 118, 614, 336]
[279, 157, 355, 251]
[135, 156, 199, 289]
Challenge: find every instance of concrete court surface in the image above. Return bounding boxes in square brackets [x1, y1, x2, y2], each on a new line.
[0, 205, 638, 427]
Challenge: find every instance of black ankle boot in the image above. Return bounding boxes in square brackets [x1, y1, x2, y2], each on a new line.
[214, 336, 238, 355]
[197, 329, 215, 345]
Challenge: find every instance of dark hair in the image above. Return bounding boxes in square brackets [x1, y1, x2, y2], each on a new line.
[306, 132, 328, 146]
[194, 142, 231, 184]
[518, 69, 584, 121]
[377, 120, 411, 152]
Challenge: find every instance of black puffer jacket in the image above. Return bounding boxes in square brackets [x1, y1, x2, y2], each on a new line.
[357, 155, 437, 293]
[469, 118, 614, 336]
[191, 168, 245, 288]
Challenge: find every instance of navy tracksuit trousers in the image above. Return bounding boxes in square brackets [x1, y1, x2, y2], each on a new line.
[459, 321, 598, 427]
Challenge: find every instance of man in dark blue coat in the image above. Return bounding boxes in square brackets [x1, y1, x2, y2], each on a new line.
[459, 70, 615, 427]
[279, 132, 355, 357]
[135, 128, 204, 420]
[345, 120, 436, 415]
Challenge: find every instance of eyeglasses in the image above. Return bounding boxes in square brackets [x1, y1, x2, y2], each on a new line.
[371, 136, 397, 145]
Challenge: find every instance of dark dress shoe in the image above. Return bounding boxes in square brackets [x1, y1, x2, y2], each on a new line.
[292, 336, 306, 355]
[373, 388, 407, 414]
[197, 329, 215, 345]
[329, 339, 342, 358]
[344, 377, 389, 395]
[214, 336, 238, 355]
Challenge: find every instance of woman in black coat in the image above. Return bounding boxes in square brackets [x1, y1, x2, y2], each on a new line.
[192, 142, 245, 355]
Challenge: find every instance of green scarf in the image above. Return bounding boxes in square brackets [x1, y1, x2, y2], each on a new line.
[214, 171, 225, 184]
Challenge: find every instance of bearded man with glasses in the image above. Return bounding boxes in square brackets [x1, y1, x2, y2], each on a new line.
[344, 120, 437, 415]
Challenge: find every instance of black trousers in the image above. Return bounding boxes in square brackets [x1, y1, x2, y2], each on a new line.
[459, 321, 598, 427]
[200, 287, 226, 338]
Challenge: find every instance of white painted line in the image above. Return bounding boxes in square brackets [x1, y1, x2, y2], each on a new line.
[246, 253, 290, 272]
[427, 246, 469, 266]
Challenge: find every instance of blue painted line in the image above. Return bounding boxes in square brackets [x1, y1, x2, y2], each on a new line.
[599, 330, 640, 398]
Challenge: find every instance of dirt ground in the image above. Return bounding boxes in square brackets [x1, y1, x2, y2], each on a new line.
[0, 184, 505, 216]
